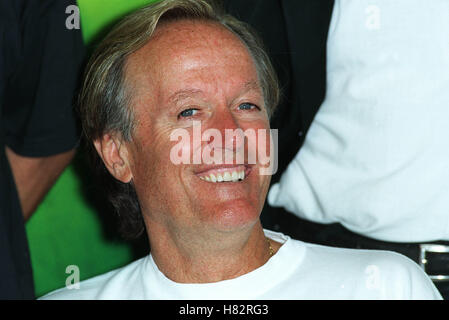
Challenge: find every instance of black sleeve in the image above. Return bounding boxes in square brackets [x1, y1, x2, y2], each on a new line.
[3, 0, 85, 157]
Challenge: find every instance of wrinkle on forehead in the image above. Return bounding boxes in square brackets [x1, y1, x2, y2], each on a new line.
[124, 19, 261, 110]
[126, 19, 255, 83]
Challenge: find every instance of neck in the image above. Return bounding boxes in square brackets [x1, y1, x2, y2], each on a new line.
[146, 221, 272, 283]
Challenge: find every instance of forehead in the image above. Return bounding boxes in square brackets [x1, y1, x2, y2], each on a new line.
[124, 19, 261, 104]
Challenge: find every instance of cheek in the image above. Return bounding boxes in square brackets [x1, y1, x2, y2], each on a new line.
[169, 127, 199, 165]
[134, 122, 176, 167]
[242, 121, 272, 161]
[243, 121, 273, 196]
[131, 147, 186, 220]
[130, 126, 180, 204]
[258, 128, 276, 173]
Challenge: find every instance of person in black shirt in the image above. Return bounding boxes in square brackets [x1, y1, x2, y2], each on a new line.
[0, 0, 85, 299]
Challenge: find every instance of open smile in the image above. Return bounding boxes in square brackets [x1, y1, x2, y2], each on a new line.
[195, 165, 252, 183]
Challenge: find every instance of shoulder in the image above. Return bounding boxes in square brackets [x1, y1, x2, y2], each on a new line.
[40, 257, 147, 300]
[296, 240, 442, 299]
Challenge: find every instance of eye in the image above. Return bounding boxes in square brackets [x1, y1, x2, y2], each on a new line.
[178, 108, 198, 119]
[238, 103, 260, 111]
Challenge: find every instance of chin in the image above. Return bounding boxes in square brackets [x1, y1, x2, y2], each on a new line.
[203, 200, 262, 232]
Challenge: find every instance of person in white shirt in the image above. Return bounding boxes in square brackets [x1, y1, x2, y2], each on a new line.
[44, 230, 440, 300]
[42, 0, 441, 300]
[263, 0, 449, 298]
[268, 0, 449, 246]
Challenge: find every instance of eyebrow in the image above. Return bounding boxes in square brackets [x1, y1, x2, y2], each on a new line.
[241, 80, 261, 93]
[231, 80, 263, 104]
[167, 80, 262, 105]
[168, 89, 203, 105]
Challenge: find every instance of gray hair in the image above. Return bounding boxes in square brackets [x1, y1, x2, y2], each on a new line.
[78, 0, 280, 239]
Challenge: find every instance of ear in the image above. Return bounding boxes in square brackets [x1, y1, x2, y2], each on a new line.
[93, 133, 133, 183]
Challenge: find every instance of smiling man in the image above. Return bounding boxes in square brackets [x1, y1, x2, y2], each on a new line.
[42, 0, 441, 299]
[110, 15, 277, 284]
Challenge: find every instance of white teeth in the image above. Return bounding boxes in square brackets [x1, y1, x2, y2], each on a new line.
[223, 172, 232, 181]
[199, 170, 246, 183]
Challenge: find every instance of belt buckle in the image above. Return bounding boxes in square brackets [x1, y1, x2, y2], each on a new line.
[419, 244, 449, 282]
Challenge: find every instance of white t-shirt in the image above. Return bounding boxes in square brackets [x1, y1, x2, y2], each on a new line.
[41, 230, 441, 300]
[268, 0, 449, 242]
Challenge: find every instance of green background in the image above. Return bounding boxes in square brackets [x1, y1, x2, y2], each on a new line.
[25, 0, 158, 298]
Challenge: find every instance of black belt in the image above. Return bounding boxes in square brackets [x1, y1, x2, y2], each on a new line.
[311, 223, 449, 282]
[418, 244, 449, 282]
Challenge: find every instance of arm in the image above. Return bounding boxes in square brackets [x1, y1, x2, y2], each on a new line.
[6, 146, 76, 221]
[3, 0, 85, 222]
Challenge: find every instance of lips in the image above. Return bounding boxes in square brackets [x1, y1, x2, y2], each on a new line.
[195, 164, 252, 183]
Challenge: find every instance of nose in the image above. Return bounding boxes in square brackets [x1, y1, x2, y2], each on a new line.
[203, 109, 245, 164]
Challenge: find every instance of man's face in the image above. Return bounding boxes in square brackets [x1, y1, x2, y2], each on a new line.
[124, 20, 272, 238]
